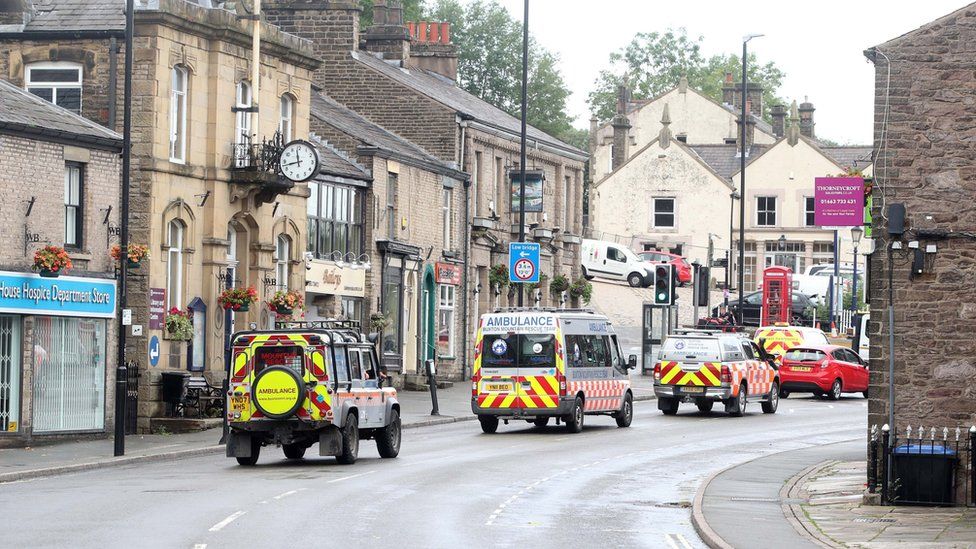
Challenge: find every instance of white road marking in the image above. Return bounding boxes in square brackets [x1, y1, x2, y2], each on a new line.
[272, 489, 302, 500]
[208, 511, 245, 532]
[193, 544, 207, 549]
[676, 533, 694, 549]
[664, 534, 681, 549]
[828, 405, 835, 409]
[326, 470, 375, 484]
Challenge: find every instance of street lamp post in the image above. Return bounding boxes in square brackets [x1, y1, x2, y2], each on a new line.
[851, 226, 863, 312]
[516, 0, 529, 308]
[727, 190, 739, 304]
[737, 34, 763, 324]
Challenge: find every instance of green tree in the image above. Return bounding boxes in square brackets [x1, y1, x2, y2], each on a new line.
[587, 28, 786, 123]
[425, 0, 577, 145]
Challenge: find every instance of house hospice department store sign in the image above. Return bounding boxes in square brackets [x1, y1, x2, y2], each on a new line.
[306, 262, 366, 297]
[0, 271, 116, 317]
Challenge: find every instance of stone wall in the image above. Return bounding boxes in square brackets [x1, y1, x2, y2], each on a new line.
[866, 10, 976, 432]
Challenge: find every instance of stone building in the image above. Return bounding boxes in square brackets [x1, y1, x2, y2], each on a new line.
[0, 79, 122, 445]
[264, 1, 588, 380]
[865, 4, 976, 431]
[0, 0, 319, 431]
[308, 92, 468, 382]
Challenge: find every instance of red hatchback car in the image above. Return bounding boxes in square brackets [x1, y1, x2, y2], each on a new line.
[779, 345, 869, 400]
[637, 251, 692, 285]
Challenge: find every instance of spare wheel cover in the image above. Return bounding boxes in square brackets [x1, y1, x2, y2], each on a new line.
[252, 366, 306, 419]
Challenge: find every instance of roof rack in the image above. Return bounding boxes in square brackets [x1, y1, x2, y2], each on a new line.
[491, 307, 596, 314]
[274, 319, 362, 331]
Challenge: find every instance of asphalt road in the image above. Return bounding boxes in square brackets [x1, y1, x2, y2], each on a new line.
[1, 395, 866, 549]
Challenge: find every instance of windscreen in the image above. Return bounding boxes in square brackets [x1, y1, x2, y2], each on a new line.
[659, 337, 722, 362]
[784, 349, 826, 362]
[254, 346, 304, 375]
[482, 333, 555, 369]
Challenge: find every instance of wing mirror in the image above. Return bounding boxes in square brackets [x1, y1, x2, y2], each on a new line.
[627, 354, 638, 370]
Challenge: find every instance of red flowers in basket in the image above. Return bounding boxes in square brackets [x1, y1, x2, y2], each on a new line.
[218, 286, 258, 311]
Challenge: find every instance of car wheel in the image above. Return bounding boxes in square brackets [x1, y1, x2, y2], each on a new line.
[728, 383, 747, 417]
[236, 437, 262, 466]
[479, 415, 499, 434]
[533, 417, 550, 428]
[762, 382, 779, 414]
[696, 400, 714, 413]
[614, 393, 634, 428]
[828, 379, 842, 401]
[282, 443, 306, 460]
[779, 389, 790, 399]
[565, 397, 585, 433]
[627, 272, 644, 288]
[862, 390, 869, 399]
[336, 413, 359, 465]
[376, 409, 402, 458]
[582, 266, 594, 281]
[659, 397, 679, 416]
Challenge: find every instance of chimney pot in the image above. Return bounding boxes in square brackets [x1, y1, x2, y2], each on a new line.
[408, 21, 416, 38]
[418, 20, 428, 41]
[441, 22, 450, 44]
[725, 71, 733, 84]
[429, 22, 440, 43]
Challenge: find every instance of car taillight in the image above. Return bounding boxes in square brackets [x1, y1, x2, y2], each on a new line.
[819, 360, 829, 369]
[558, 375, 567, 396]
[721, 365, 732, 383]
[653, 363, 661, 380]
[471, 376, 480, 397]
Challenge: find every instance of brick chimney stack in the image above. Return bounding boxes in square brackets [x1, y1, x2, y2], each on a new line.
[406, 21, 458, 81]
[0, 0, 34, 25]
[770, 104, 787, 138]
[736, 99, 756, 155]
[610, 83, 631, 171]
[799, 97, 816, 139]
[722, 72, 763, 118]
[363, 0, 411, 62]
[722, 72, 735, 105]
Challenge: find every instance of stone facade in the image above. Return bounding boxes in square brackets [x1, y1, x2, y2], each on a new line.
[865, 5, 976, 431]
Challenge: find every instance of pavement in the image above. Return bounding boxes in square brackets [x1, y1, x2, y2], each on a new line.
[0, 375, 657, 484]
[0, 392, 865, 549]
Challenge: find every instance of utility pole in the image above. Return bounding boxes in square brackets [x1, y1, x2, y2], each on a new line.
[516, 0, 529, 307]
[114, 0, 135, 457]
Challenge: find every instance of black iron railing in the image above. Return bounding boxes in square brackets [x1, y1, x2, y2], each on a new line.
[869, 423, 976, 506]
[231, 132, 283, 173]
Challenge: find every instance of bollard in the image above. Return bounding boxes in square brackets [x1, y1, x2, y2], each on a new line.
[868, 425, 878, 494]
[881, 424, 891, 504]
[425, 359, 440, 416]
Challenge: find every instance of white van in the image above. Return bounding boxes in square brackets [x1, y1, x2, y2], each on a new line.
[581, 239, 654, 287]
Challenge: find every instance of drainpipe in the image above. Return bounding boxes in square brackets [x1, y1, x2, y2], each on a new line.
[250, 0, 261, 140]
[108, 37, 118, 129]
[458, 119, 470, 380]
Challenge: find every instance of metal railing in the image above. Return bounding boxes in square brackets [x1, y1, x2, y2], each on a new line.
[869, 424, 976, 506]
[231, 132, 283, 173]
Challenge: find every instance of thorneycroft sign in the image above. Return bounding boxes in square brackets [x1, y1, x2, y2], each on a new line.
[435, 262, 462, 285]
[0, 271, 116, 318]
[814, 177, 865, 227]
[305, 261, 366, 297]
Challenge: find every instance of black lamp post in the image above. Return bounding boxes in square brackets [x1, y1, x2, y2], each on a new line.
[727, 190, 739, 301]
[737, 33, 763, 324]
[851, 226, 863, 312]
[516, 0, 529, 307]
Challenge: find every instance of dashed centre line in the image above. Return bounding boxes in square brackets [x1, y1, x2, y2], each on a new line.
[208, 510, 246, 532]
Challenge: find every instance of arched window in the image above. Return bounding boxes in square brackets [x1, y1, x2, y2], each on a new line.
[279, 94, 294, 142]
[26, 61, 82, 113]
[166, 220, 185, 310]
[275, 234, 290, 291]
[169, 66, 188, 162]
[234, 81, 252, 168]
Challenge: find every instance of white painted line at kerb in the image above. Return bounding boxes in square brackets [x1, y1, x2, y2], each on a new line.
[209, 510, 246, 532]
[675, 533, 694, 549]
[664, 534, 681, 549]
[326, 470, 375, 484]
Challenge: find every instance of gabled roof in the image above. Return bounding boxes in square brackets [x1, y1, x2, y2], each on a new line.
[310, 93, 464, 179]
[726, 135, 853, 178]
[869, 2, 975, 50]
[310, 137, 371, 182]
[0, 79, 121, 150]
[594, 136, 734, 191]
[350, 51, 585, 159]
[688, 143, 772, 180]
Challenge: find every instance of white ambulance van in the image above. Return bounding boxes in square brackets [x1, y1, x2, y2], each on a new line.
[471, 308, 637, 434]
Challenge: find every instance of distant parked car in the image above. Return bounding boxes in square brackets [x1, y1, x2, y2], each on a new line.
[581, 239, 654, 287]
[779, 344, 870, 399]
[636, 251, 692, 285]
[711, 291, 816, 327]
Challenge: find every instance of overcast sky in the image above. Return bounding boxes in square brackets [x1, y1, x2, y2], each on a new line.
[475, 0, 971, 145]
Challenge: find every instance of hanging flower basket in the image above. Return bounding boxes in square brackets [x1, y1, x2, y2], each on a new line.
[370, 313, 392, 332]
[268, 290, 304, 317]
[549, 274, 570, 297]
[569, 277, 593, 304]
[112, 244, 150, 269]
[218, 286, 258, 312]
[489, 264, 510, 291]
[32, 245, 72, 278]
[164, 307, 193, 341]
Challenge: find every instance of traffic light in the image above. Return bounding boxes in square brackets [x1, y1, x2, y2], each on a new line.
[654, 264, 674, 305]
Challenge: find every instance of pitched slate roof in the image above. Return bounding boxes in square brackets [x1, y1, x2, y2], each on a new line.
[351, 51, 585, 158]
[0, 78, 121, 149]
[23, 0, 125, 33]
[821, 146, 874, 172]
[311, 92, 462, 177]
[310, 136, 371, 182]
[688, 143, 772, 180]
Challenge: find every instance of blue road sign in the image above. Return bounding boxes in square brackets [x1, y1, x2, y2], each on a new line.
[509, 242, 541, 284]
[149, 335, 160, 367]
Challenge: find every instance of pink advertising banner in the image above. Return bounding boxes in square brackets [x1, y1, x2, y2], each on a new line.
[814, 177, 864, 227]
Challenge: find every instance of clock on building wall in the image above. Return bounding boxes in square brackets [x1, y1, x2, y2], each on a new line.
[279, 140, 319, 183]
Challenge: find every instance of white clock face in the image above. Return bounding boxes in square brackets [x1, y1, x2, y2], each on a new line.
[279, 141, 319, 182]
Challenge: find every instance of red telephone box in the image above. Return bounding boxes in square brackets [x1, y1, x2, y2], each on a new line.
[761, 266, 793, 326]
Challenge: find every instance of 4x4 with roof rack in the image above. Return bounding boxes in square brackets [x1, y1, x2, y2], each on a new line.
[225, 320, 401, 466]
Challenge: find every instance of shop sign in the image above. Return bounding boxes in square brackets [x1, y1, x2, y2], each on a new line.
[0, 271, 116, 318]
[435, 262, 462, 285]
[306, 262, 366, 297]
[149, 288, 165, 329]
[814, 177, 864, 227]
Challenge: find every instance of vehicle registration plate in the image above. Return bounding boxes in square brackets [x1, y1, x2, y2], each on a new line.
[484, 382, 512, 392]
[681, 386, 705, 394]
[791, 367, 812, 372]
[230, 396, 249, 412]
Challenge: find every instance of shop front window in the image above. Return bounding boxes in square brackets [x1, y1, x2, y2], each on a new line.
[381, 266, 403, 359]
[437, 284, 455, 356]
[0, 316, 21, 433]
[32, 317, 106, 433]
